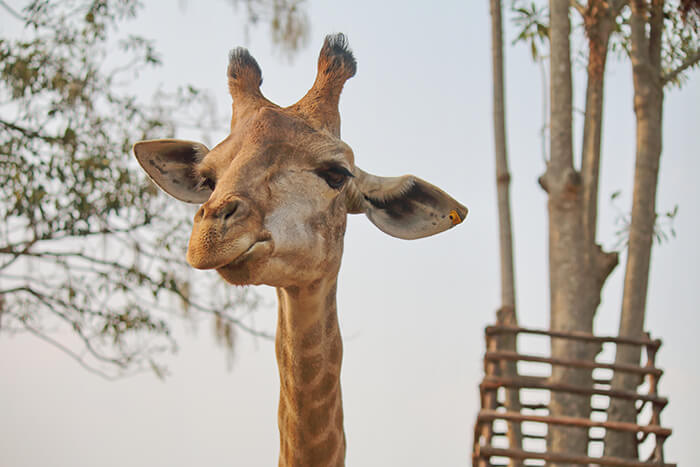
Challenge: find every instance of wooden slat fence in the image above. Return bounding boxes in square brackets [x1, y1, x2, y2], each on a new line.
[472, 324, 673, 466]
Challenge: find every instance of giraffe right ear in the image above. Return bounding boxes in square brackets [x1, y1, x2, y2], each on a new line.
[346, 167, 468, 240]
[133, 139, 212, 204]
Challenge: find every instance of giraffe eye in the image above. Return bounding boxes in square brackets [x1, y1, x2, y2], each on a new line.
[315, 166, 353, 190]
[201, 176, 216, 191]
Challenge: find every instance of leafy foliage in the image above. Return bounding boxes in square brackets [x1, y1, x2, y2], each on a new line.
[0, 0, 294, 379]
[511, 1, 549, 60]
[226, 0, 310, 58]
[508, 0, 697, 251]
[511, 0, 699, 86]
[609, 191, 679, 249]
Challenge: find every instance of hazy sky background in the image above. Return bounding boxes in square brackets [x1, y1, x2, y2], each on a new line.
[1, 1, 699, 465]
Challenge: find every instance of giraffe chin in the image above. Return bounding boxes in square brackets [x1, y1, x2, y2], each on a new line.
[215, 239, 273, 285]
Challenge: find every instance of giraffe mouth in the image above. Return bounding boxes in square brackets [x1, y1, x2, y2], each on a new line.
[224, 231, 273, 267]
[231, 239, 271, 264]
[215, 236, 273, 285]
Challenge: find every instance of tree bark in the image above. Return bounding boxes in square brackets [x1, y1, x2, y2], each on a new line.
[489, 0, 522, 460]
[604, 0, 665, 458]
[581, 3, 610, 251]
[544, 2, 593, 462]
[580, 0, 621, 356]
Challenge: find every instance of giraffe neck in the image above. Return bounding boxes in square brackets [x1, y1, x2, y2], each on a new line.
[275, 278, 345, 467]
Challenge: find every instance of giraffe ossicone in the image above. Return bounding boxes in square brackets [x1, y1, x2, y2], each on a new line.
[134, 33, 466, 467]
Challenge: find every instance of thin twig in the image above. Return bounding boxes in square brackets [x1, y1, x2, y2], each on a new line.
[0, 0, 26, 21]
[3, 249, 273, 340]
[662, 49, 700, 85]
[0, 118, 61, 143]
[19, 320, 119, 380]
[570, 0, 586, 16]
[12, 286, 129, 367]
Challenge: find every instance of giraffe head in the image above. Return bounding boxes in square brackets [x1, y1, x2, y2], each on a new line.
[133, 34, 467, 289]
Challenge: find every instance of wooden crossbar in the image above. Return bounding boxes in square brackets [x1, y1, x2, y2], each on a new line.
[485, 350, 663, 376]
[481, 375, 668, 406]
[478, 409, 672, 436]
[491, 430, 606, 442]
[485, 325, 662, 348]
[475, 446, 676, 467]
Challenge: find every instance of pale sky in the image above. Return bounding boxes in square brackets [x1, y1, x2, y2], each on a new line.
[1, 1, 699, 466]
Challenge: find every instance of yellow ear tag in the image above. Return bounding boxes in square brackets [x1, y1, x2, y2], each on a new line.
[448, 209, 462, 225]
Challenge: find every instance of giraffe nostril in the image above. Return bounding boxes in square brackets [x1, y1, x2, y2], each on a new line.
[194, 205, 206, 222]
[221, 200, 240, 222]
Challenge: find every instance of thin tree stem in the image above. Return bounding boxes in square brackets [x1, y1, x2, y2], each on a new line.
[662, 49, 700, 85]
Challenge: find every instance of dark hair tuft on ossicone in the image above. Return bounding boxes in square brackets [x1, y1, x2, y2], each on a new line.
[228, 47, 263, 86]
[321, 33, 357, 79]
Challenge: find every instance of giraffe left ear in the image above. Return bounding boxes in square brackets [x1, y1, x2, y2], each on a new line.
[346, 167, 468, 240]
[133, 139, 212, 204]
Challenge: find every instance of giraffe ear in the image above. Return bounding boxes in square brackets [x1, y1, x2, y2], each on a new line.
[133, 139, 212, 204]
[347, 167, 468, 240]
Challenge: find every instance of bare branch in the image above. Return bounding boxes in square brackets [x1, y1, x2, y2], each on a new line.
[19, 319, 121, 380]
[0, 238, 37, 270]
[2, 248, 273, 340]
[662, 49, 700, 84]
[570, 0, 586, 16]
[10, 286, 130, 366]
[0, 0, 26, 21]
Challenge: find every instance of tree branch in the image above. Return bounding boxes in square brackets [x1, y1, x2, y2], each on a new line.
[0, 238, 37, 270]
[19, 318, 121, 380]
[570, 0, 586, 16]
[11, 286, 130, 367]
[0, 118, 61, 144]
[0, 0, 26, 21]
[662, 49, 700, 85]
[594, 245, 619, 288]
[2, 248, 274, 340]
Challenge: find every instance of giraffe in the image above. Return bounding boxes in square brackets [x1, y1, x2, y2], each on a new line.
[133, 34, 467, 467]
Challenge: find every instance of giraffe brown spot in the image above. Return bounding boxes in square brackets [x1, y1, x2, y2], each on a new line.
[334, 402, 344, 432]
[308, 278, 322, 293]
[286, 285, 300, 298]
[307, 431, 338, 466]
[304, 394, 336, 438]
[325, 309, 338, 337]
[301, 321, 321, 349]
[325, 284, 337, 310]
[299, 353, 323, 384]
[310, 372, 338, 401]
[328, 338, 342, 366]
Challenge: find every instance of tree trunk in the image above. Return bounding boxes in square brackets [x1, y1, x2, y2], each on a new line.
[543, 2, 593, 462]
[577, 10, 621, 421]
[604, 0, 665, 458]
[581, 7, 610, 251]
[580, 1, 620, 308]
[489, 0, 522, 460]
